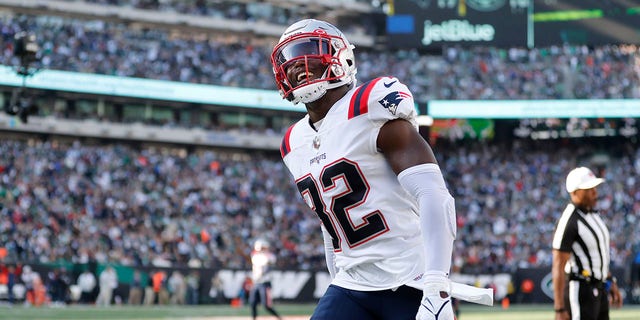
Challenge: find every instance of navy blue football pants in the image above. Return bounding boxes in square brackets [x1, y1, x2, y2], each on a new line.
[311, 284, 422, 320]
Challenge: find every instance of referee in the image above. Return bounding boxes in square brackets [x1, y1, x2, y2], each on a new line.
[552, 167, 622, 320]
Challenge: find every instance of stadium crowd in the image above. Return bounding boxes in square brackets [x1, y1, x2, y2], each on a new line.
[1, 138, 639, 276]
[0, 1, 640, 307]
[1, 12, 639, 102]
[72, 0, 381, 36]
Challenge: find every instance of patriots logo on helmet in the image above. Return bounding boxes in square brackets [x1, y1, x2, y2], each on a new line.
[378, 91, 411, 115]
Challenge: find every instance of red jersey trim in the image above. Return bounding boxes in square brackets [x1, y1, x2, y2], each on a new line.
[280, 124, 295, 158]
[348, 77, 383, 119]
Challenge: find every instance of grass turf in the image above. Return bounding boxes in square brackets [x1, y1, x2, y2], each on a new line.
[0, 303, 638, 319]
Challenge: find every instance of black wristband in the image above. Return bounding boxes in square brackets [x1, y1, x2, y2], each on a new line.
[555, 308, 566, 313]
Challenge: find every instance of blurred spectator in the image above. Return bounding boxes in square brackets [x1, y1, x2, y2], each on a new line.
[21, 265, 36, 306]
[632, 281, 640, 304]
[208, 272, 224, 304]
[186, 270, 200, 305]
[96, 266, 118, 306]
[151, 270, 170, 305]
[128, 269, 143, 305]
[168, 270, 186, 305]
[143, 270, 155, 305]
[518, 278, 535, 304]
[158, 271, 170, 305]
[48, 267, 71, 305]
[239, 276, 253, 306]
[30, 273, 47, 307]
[77, 268, 96, 304]
[0, 264, 18, 304]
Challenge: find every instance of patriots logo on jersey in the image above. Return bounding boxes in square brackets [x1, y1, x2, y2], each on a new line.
[378, 91, 411, 115]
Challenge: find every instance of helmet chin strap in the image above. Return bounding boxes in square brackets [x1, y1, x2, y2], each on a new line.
[291, 63, 333, 104]
[293, 81, 328, 104]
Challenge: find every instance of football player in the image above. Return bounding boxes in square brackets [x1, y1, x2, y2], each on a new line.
[249, 239, 282, 320]
[271, 19, 457, 320]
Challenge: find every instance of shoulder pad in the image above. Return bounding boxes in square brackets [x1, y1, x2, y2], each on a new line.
[348, 76, 417, 123]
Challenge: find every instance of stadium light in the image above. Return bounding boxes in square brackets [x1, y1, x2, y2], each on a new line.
[3, 32, 40, 123]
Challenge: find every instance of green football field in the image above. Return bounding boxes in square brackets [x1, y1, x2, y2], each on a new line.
[0, 303, 638, 320]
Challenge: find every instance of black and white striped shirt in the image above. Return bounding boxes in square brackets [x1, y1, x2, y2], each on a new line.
[552, 203, 610, 281]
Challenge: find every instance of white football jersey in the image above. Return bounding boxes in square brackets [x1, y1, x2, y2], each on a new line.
[281, 76, 425, 291]
[252, 250, 276, 284]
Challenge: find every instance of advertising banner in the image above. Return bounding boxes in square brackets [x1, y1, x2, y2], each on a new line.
[387, 0, 529, 49]
[533, 1, 640, 46]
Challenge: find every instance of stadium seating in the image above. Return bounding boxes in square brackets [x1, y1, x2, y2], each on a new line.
[1, 11, 638, 101]
[1, 138, 638, 275]
[0, 0, 639, 306]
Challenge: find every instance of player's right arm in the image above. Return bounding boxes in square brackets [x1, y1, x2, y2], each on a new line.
[321, 225, 337, 279]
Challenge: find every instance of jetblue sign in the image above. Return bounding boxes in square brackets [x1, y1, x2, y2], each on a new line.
[422, 20, 495, 45]
[388, 0, 528, 49]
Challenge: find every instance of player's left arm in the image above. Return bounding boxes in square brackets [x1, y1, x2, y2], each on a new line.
[378, 117, 456, 279]
[374, 79, 456, 319]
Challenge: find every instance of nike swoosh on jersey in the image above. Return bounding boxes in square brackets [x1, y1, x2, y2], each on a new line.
[383, 80, 397, 88]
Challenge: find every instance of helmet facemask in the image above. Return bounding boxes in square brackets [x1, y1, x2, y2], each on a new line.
[271, 20, 357, 104]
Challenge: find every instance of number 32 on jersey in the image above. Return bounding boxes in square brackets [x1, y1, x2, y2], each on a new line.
[296, 158, 390, 251]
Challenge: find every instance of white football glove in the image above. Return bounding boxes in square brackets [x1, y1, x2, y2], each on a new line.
[416, 277, 455, 320]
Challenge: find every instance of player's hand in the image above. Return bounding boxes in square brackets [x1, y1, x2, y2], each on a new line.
[416, 277, 455, 320]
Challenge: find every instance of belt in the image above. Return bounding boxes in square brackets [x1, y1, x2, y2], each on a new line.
[568, 273, 604, 289]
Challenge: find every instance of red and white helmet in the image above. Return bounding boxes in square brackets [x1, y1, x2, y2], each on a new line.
[271, 19, 357, 104]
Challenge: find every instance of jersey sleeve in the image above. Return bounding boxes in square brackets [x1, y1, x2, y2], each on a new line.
[280, 123, 296, 159]
[552, 205, 578, 252]
[349, 76, 418, 127]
